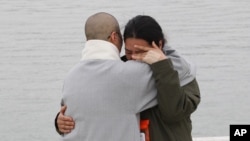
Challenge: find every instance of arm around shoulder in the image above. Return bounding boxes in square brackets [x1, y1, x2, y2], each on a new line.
[150, 59, 201, 122]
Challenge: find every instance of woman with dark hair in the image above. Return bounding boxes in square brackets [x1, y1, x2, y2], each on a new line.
[122, 15, 200, 141]
[124, 15, 166, 47]
[55, 15, 200, 141]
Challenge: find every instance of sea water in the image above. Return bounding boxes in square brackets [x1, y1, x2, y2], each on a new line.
[0, 0, 250, 140]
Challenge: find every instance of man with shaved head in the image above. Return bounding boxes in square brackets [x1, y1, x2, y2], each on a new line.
[81, 12, 123, 59]
[58, 12, 159, 141]
[85, 13, 122, 41]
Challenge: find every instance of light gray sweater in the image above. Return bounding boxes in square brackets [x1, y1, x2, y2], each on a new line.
[60, 40, 158, 141]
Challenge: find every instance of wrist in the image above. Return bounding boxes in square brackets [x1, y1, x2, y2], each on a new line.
[55, 112, 64, 135]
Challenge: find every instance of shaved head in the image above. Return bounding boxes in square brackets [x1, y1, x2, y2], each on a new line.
[85, 12, 120, 40]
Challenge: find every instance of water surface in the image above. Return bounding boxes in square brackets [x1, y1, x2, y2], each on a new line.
[0, 0, 250, 140]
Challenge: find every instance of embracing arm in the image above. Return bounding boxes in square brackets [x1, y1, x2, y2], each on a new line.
[150, 59, 200, 122]
[132, 42, 200, 122]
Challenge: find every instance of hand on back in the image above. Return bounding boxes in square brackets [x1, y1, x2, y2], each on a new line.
[57, 106, 75, 134]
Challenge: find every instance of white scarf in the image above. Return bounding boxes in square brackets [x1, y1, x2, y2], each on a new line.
[81, 40, 121, 60]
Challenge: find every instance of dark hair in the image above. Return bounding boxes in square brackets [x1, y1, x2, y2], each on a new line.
[123, 15, 166, 47]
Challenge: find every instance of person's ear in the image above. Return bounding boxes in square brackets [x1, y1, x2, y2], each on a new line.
[108, 32, 115, 43]
[158, 40, 163, 49]
[109, 32, 116, 41]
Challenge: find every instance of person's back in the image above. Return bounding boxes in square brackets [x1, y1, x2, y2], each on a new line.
[61, 59, 157, 141]
[60, 12, 157, 141]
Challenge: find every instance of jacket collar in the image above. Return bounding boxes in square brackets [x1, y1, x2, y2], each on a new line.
[81, 40, 121, 60]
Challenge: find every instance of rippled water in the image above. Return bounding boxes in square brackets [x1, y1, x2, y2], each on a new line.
[0, 0, 250, 140]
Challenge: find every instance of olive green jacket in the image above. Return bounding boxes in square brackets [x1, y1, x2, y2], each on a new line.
[141, 59, 200, 141]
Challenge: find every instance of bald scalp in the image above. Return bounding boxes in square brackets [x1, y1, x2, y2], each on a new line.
[85, 12, 120, 40]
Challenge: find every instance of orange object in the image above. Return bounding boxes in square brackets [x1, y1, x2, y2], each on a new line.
[140, 120, 150, 141]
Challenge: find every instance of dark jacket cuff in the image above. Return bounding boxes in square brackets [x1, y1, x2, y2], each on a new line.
[150, 59, 174, 74]
[55, 112, 63, 135]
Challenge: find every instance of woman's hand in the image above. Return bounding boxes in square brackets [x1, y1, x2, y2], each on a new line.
[57, 106, 75, 134]
[132, 41, 167, 64]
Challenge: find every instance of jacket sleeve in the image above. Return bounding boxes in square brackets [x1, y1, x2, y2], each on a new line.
[54, 99, 65, 135]
[54, 112, 63, 135]
[150, 59, 200, 123]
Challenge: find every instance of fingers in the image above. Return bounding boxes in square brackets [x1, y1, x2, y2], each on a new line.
[132, 50, 167, 64]
[132, 42, 166, 64]
[60, 105, 67, 114]
[57, 106, 75, 134]
[58, 123, 74, 133]
[134, 41, 160, 51]
[57, 113, 75, 133]
[58, 120, 75, 133]
[59, 113, 74, 122]
[152, 41, 158, 49]
[134, 45, 151, 51]
[132, 52, 146, 61]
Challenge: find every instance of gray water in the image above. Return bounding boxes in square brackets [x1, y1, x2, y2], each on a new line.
[0, 0, 250, 140]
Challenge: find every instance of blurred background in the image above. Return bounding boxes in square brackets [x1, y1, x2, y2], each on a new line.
[0, 0, 249, 140]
